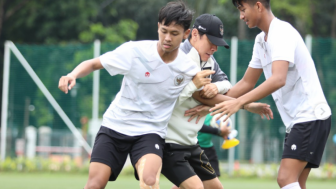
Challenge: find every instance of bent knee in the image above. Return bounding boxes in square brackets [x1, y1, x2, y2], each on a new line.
[143, 175, 157, 186]
[277, 174, 294, 187]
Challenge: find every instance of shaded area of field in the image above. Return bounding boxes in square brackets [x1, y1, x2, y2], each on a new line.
[1, 172, 336, 189]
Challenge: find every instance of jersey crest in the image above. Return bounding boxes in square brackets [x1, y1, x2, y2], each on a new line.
[174, 75, 184, 86]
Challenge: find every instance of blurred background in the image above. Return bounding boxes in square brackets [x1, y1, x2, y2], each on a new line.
[0, 0, 336, 187]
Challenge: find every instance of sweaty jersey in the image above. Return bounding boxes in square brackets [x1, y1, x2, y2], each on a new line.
[100, 40, 198, 138]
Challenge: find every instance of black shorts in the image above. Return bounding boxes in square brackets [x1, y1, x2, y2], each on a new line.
[90, 126, 165, 181]
[282, 117, 331, 168]
[202, 146, 220, 177]
[161, 143, 217, 186]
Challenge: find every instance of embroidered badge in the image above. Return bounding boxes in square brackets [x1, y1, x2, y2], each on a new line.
[174, 75, 184, 86]
[219, 25, 224, 36]
[145, 72, 150, 77]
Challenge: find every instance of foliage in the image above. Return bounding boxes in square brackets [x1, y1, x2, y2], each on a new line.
[79, 20, 139, 43]
[0, 157, 89, 173]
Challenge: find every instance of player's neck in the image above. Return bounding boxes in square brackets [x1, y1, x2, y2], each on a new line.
[157, 43, 179, 64]
[258, 11, 275, 41]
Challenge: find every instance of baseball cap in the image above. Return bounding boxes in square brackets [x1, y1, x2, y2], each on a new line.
[193, 14, 229, 49]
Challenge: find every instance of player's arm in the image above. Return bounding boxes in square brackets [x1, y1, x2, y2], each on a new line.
[225, 67, 263, 98]
[210, 60, 288, 119]
[199, 59, 232, 98]
[58, 58, 103, 94]
[177, 70, 214, 105]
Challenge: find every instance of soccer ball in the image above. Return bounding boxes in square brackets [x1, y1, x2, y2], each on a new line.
[210, 114, 232, 129]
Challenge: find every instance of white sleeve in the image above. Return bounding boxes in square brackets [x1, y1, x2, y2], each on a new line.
[99, 42, 134, 76]
[249, 37, 262, 69]
[214, 80, 232, 94]
[269, 27, 296, 67]
[176, 80, 198, 105]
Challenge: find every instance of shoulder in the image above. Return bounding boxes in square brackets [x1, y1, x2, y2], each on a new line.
[270, 19, 299, 37]
[179, 39, 192, 54]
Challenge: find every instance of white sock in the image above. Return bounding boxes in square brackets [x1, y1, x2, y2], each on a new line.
[281, 182, 301, 189]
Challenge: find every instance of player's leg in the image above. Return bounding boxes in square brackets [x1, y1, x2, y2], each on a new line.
[135, 153, 162, 189]
[278, 117, 331, 189]
[202, 146, 220, 177]
[190, 146, 223, 189]
[85, 126, 130, 189]
[277, 158, 307, 188]
[203, 178, 223, 189]
[85, 162, 111, 189]
[298, 168, 311, 189]
[131, 133, 165, 189]
[161, 143, 204, 189]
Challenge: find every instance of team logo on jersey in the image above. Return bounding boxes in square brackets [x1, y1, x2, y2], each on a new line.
[174, 75, 184, 86]
[145, 72, 150, 77]
[219, 25, 223, 36]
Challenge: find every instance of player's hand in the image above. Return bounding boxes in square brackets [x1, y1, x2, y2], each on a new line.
[244, 102, 273, 120]
[209, 99, 241, 122]
[58, 74, 76, 94]
[192, 70, 215, 89]
[220, 126, 231, 139]
[184, 105, 211, 124]
[199, 83, 218, 98]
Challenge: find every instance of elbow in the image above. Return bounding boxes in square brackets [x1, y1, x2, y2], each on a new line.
[276, 77, 286, 88]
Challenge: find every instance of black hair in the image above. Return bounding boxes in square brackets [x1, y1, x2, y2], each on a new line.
[158, 0, 193, 31]
[232, 0, 270, 9]
[188, 29, 206, 40]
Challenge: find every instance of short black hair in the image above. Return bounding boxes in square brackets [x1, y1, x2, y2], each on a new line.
[158, 0, 193, 31]
[188, 29, 206, 40]
[232, 0, 270, 9]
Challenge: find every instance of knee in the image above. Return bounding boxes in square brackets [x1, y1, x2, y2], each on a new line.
[143, 175, 157, 186]
[277, 174, 288, 187]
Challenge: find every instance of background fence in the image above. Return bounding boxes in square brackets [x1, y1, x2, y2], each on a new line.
[1, 37, 336, 165]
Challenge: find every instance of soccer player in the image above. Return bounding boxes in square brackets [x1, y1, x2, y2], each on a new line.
[58, 1, 214, 189]
[209, 1, 332, 189]
[162, 14, 273, 189]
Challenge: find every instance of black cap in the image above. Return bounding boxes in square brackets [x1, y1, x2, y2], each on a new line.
[193, 14, 229, 49]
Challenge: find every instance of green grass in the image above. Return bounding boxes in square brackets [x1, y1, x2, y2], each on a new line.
[0, 172, 335, 189]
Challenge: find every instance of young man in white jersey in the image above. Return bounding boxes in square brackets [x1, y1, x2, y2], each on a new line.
[162, 14, 273, 189]
[58, 1, 214, 189]
[207, 1, 332, 189]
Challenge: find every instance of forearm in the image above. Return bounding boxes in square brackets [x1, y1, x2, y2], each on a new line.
[192, 92, 234, 106]
[237, 75, 285, 105]
[225, 79, 254, 98]
[199, 125, 221, 136]
[68, 58, 103, 79]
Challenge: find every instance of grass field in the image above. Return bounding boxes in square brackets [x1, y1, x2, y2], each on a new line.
[1, 172, 336, 189]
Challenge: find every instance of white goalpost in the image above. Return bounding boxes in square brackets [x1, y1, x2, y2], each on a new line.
[0, 40, 101, 160]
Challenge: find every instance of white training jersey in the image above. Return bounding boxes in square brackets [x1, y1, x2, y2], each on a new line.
[165, 47, 232, 145]
[249, 18, 331, 132]
[99, 40, 198, 138]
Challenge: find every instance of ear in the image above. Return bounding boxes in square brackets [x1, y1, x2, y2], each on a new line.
[183, 28, 191, 40]
[256, 2, 263, 12]
[157, 22, 160, 32]
[191, 28, 198, 41]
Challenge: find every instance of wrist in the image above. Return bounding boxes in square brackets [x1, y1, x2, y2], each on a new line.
[67, 73, 76, 79]
[217, 128, 223, 136]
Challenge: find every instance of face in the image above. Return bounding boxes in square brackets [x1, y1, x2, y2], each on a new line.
[157, 22, 190, 54]
[192, 29, 218, 62]
[237, 1, 260, 28]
